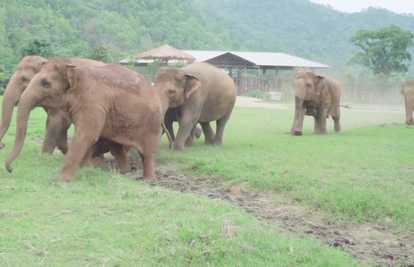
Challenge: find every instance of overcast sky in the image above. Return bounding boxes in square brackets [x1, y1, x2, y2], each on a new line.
[309, 0, 414, 15]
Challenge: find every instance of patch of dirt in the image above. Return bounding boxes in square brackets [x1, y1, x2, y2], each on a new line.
[108, 158, 414, 267]
[27, 136, 414, 266]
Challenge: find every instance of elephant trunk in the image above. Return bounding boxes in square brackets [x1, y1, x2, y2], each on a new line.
[5, 91, 38, 172]
[291, 96, 304, 136]
[0, 81, 21, 149]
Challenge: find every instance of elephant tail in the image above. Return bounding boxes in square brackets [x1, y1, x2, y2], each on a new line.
[340, 104, 351, 109]
[161, 122, 172, 149]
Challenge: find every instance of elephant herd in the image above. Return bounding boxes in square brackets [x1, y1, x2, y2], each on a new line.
[0, 56, 236, 181]
[0, 56, 413, 182]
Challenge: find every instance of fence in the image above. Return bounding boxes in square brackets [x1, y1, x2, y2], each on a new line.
[233, 77, 405, 104]
[341, 84, 404, 104]
[233, 77, 294, 101]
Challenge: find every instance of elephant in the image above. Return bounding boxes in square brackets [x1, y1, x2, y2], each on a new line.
[5, 57, 167, 181]
[291, 70, 342, 135]
[0, 56, 105, 155]
[153, 62, 236, 152]
[164, 107, 202, 144]
[401, 79, 414, 125]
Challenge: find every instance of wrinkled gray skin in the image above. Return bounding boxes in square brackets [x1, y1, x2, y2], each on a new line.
[153, 62, 236, 152]
[291, 70, 342, 136]
[401, 79, 414, 125]
[163, 107, 202, 144]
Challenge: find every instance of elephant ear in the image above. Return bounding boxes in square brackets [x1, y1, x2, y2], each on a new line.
[315, 75, 324, 96]
[182, 71, 202, 99]
[66, 64, 77, 91]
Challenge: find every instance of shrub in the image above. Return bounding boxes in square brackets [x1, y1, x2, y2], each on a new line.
[245, 89, 269, 100]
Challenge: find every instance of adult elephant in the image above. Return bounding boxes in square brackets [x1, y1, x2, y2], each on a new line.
[5, 58, 168, 181]
[401, 79, 414, 125]
[0, 56, 106, 155]
[153, 62, 236, 152]
[291, 70, 342, 136]
[164, 107, 202, 144]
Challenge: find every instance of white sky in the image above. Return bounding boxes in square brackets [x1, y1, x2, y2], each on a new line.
[309, 0, 414, 15]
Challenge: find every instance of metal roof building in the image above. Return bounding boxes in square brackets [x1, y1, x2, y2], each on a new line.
[119, 50, 329, 77]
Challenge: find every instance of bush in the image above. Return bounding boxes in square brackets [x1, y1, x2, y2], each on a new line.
[245, 89, 269, 100]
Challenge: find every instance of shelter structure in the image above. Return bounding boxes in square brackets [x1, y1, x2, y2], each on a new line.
[134, 44, 196, 65]
[119, 49, 329, 97]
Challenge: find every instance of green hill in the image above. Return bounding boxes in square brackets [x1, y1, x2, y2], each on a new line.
[190, 0, 414, 66]
[0, 0, 413, 75]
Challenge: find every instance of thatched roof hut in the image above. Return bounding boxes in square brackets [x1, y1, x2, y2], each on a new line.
[134, 44, 196, 64]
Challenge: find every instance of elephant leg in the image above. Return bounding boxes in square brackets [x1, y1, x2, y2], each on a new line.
[41, 115, 59, 155]
[404, 98, 414, 125]
[41, 109, 71, 155]
[332, 105, 341, 132]
[55, 129, 69, 155]
[135, 146, 156, 180]
[79, 144, 108, 170]
[291, 107, 306, 136]
[60, 118, 104, 181]
[200, 122, 215, 144]
[174, 111, 201, 152]
[184, 125, 198, 147]
[315, 106, 327, 135]
[213, 113, 232, 146]
[108, 142, 131, 173]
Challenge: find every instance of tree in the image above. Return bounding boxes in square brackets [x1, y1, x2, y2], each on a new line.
[87, 44, 111, 63]
[348, 24, 414, 76]
[19, 36, 59, 58]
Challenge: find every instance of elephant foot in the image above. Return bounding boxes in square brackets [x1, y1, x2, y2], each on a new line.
[334, 124, 341, 132]
[406, 118, 414, 125]
[184, 141, 196, 147]
[172, 146, 185, 154]
[212, 140, 223, 146]
[314, 130, 327, 135]
[59, 172, 74, 182]
[291, 129, 302, 136]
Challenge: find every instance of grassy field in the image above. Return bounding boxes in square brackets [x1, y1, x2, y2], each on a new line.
[0, 98, 412, 266]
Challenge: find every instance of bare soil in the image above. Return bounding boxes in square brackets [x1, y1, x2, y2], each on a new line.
[109, 158, 414, 267]
[235, 96, 405, 114]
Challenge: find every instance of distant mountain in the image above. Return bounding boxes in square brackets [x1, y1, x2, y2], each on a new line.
[190, 0, 414, 68]
[0, 0, 413, 76]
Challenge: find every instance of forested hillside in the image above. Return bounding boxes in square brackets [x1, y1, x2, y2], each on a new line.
[0, 0, 237, 70]
[190, 0, 414, 66]
[1, 0, 414, 73]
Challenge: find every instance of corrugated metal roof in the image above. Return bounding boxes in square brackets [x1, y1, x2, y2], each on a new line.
[182, 50, 329, 68]
[119, 50, 329, 69]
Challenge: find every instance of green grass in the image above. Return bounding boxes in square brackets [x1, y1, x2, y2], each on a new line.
[0, 103, 366, 265]
[158, 106, 414, 229]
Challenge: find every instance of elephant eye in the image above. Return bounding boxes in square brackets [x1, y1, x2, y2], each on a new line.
[168, 89, 175, 96]
[41, 79, 51, 88]
[21, 77, 27, 83]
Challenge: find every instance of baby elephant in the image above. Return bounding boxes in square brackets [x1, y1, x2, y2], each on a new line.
[291, 70, 342, 135]
[5, 57, 166, 181]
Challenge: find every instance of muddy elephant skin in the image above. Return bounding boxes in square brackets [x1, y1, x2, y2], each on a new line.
[291, 70, 342, 136]
[5, 57, 164, 181]
[154, 62, 236, 152]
